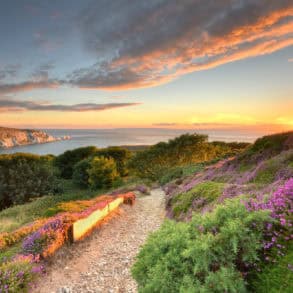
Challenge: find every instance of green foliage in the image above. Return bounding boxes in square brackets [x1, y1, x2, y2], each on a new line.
[128, 134, 208, 180]
[54, 146, 97, 179]
[88, 156, 119, 189]
[128, 133, 248, 181]
[249, 245, 293, 293]
[72, 158, 92, 188]
[132, 198, 270, 293]
[0, 153, 57, 210]
[0, 259, 36, 292]
[251, 132, 291, 154]
[239, 131, 292, 164]
[159, 163, 204, 185]
[95, 147, 131, 176]
[253, 150, 293, 184]
[172, 181, 225, 218]
[0, 180, 100, 232]
[159, 167, 184, 185]
[0, 243, 22, 263]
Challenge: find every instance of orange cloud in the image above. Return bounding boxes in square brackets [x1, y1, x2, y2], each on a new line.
[70, 2, 293, 90]
[0, 81, 60, 94]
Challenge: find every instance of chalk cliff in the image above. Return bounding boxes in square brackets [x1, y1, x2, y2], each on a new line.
[0, 127, 70, 148]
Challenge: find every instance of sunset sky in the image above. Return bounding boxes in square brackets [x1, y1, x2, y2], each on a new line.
[0, 0, 292, 130]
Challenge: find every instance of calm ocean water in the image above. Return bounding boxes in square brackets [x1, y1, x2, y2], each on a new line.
[0, 128, 269, 156]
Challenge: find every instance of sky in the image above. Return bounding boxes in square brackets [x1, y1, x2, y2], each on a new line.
[0, 0, 292, 131]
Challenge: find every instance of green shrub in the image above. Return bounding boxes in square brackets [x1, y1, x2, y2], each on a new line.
[95, 147, 131, 176]
[87, 156, 119, 189]
[72, 158, 92, 188]
[54, 146, 97, 179]
[159, 163, 205, 185]
[132, 198, 270, 293]
[249, 244, 293, 293]
[128, 133, 247, 181]
[159, 167, 183, 185]
[0, 258, 37, 292]
[172, 181, 225, 218]
[0, 154, 56, 210]
[253, 150, 293, 184]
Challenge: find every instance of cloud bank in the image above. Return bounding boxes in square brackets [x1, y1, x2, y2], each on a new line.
[0, 98, 140, 112]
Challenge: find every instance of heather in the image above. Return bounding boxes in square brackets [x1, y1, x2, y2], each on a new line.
[0, 131, 292, 291]
[171, 181, 225, 219]
[0, 192, 135, 291]
[132, 131, 293, 292]
[164, 133, 293, 220]
[133, 179, 293, 292]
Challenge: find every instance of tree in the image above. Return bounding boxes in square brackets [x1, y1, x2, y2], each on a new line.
[54, 146, 97, 179]
[87, 157, 119, 189]
[95, 147, 131, 176]
[72, 158, 92, 188]
[0, 153, 56, 209]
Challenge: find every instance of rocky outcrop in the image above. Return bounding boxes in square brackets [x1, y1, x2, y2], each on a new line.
[0, 126, 70, 148]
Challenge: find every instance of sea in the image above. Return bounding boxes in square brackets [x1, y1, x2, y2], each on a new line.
[0, 128, 271, 156]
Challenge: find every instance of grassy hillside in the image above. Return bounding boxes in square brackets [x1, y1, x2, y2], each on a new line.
[164, 131, 293, 220]
[133, 131, 293, 292]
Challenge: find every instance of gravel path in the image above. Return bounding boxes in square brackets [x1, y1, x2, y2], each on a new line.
[34, 189, 165, 293]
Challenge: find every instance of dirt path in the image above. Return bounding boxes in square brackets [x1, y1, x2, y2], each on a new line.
[34, 189, 165, 293]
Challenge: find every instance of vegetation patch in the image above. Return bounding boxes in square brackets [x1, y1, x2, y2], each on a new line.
[171, 181, 225, 218]
[249, 244, 293, 293]
[132, 198, 270, 293]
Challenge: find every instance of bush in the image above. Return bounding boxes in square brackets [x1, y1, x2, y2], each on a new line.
[171, 181, 225, 218]
[54, 146, 97, 179]
[249, 244, 293, 293]
[0, 256, 41, 292]
[0, 154, 56, 210]
[128, 133, 247, 181]
[72, 158, 92, 188]
[95, 147, 131, 176]
[159, 167, 183, 185]
[132, 198, 270, 293]
[87, 157, 119, 189]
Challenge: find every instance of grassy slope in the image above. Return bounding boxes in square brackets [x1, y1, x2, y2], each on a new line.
[164, 131, 293, 220]
[161, 131, 293, 291]
[0, 180, 103, 233]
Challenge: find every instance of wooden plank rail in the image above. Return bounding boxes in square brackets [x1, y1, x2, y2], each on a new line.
[69, 195, 133, 242]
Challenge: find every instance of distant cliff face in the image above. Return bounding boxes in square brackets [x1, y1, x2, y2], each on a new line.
[0, 127, 70, 148]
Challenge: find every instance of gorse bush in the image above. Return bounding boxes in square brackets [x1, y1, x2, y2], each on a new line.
[88, 156, 119, 189]
[132, 198, 270, 293]
[0, 154, 57, 210]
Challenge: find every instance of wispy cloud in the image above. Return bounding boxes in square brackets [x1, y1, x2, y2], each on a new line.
[152, 123, 179, 126]
[0, 64, 21, 81]
[0, 98, 140, 112]
[0, 81, 60, 94]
